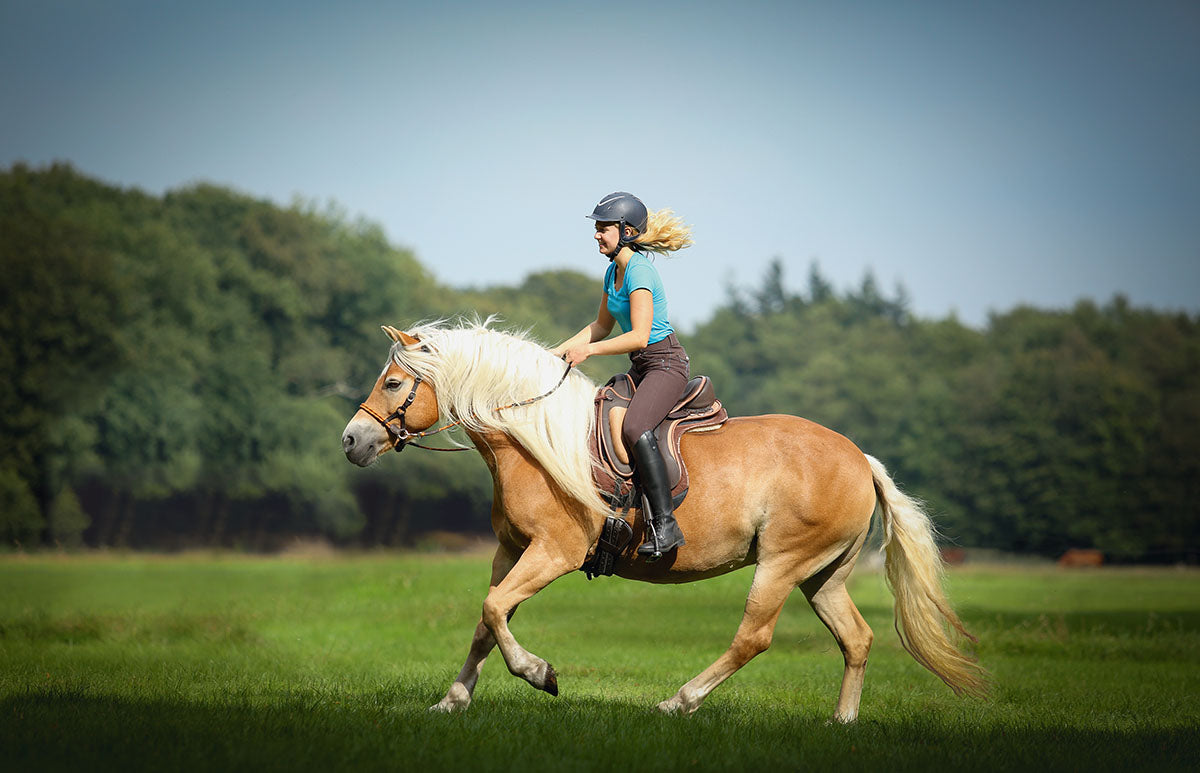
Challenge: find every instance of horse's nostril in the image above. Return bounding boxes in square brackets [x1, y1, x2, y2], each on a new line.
[343, 432, 356, 451]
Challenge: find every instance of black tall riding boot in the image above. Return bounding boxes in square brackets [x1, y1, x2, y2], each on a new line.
[633, 430, 686, 560]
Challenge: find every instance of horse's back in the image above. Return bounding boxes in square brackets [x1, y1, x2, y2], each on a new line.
[643, 412, 876, 578]
[683, 412, 874, 495]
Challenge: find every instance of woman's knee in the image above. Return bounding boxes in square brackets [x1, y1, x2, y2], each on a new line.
[623, 377, 686, 449]
[622, 421, 650, 451]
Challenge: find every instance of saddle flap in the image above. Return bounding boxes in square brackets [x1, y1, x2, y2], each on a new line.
[594, 374, 636, 478]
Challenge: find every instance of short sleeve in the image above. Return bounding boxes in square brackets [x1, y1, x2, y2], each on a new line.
[624, 261, 657, 293]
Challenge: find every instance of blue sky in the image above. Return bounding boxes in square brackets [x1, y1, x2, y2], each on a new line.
[3, 0, 1197, 329]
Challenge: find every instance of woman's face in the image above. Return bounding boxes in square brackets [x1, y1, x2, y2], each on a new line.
[594, 221, 623, 255]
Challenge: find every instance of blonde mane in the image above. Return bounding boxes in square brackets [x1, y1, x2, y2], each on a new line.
[390, 318, 608, 522]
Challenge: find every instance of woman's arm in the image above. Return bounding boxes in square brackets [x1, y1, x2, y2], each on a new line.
[552, 294, 616, 360]
[561, 289, 652, 366]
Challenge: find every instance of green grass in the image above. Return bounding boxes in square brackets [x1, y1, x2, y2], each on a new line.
[2, 552, 1197, 771]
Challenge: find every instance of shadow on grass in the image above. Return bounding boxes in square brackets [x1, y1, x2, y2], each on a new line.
[956, 608, 1200, 630]
[4, 684, 1196, 773]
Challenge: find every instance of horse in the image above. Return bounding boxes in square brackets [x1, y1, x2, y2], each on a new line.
[341, 319, 987, 722]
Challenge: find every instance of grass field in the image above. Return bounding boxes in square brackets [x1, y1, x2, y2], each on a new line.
[2, 550, 1198, 772]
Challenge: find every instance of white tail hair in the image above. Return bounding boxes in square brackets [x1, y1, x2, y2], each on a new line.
[867, 454, 989, 697]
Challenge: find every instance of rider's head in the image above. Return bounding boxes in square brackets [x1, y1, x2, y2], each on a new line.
[587, 192, 694, 259]
[587, 192, 648, 258]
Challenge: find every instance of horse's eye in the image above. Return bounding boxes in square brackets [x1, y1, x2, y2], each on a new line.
[385, 379, 402, 390]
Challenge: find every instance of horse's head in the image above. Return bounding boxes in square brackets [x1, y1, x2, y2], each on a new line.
[341, 326, 440, 466]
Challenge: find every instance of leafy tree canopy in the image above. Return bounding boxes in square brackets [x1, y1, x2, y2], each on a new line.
[2, 165, 1196, 561]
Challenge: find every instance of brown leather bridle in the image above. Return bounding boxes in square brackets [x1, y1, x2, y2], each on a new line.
[357, 375, 459, 452]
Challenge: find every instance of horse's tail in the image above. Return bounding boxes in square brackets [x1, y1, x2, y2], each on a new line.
[866, 454, 989, 697]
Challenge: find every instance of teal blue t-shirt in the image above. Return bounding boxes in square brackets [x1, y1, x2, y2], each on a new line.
[604, 252, 674, 344]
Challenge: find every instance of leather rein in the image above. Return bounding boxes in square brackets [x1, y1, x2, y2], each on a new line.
[357, 360, 574, 453]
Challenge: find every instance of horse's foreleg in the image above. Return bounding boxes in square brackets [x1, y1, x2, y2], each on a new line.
[429, 545, 519, 713]
[429, 618, 498, 713]
[481, 540, 579, 696]
[658, 559, 797, 715]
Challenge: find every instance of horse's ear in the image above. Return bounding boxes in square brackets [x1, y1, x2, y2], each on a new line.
[381, 326, 423, 348]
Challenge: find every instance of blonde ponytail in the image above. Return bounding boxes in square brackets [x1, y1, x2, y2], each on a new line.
[633, 208, 693, 255]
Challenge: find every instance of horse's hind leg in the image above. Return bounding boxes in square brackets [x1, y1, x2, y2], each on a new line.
[430, 546, 518, 712]
[657, 559, 798, 715]
[799, 537, 874, 723]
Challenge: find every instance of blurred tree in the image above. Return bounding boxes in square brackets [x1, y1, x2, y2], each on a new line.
[0, 163, 129, 544]
[3, 164, 1196, 561]
[0, 466, 41, 546]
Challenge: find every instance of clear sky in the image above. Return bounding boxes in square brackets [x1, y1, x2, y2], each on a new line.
[3, 0, 1197, 329]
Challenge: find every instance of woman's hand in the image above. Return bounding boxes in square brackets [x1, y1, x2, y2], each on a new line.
[562, 344, 592, 367]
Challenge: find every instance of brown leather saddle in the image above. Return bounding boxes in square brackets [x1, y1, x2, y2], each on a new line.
[588, 373, 729, 509]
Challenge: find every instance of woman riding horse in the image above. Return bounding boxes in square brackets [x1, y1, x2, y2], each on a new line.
[343, 321, 988, 720]
[341, 196, 986, 721]
[552, 192, 693, 560]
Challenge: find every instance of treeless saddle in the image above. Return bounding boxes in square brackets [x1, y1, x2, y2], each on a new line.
[588, 373, 729, 509]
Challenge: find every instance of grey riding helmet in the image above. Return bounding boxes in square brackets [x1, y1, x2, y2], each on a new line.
[586, 192, 648, 247]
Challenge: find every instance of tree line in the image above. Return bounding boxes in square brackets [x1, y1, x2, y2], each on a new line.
[1, 164, 1196, 561]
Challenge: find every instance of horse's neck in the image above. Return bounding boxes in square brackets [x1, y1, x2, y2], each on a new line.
[466, 428, 569, 545]
[466, 429, 521, 477]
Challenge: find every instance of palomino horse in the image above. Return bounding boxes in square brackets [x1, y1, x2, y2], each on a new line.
[341, 320, 986, 721]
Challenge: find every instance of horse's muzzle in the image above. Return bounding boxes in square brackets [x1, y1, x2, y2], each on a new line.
[341, 420, 389, 466]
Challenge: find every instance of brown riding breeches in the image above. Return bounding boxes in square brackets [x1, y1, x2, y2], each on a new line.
[621, 334, 690, 450]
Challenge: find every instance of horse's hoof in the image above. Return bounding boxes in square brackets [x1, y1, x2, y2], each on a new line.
[429, 684, 471, 713]
[429, 698, 469, 713]
[541, 663, 559, 697]
[656, 698, 682, 714]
